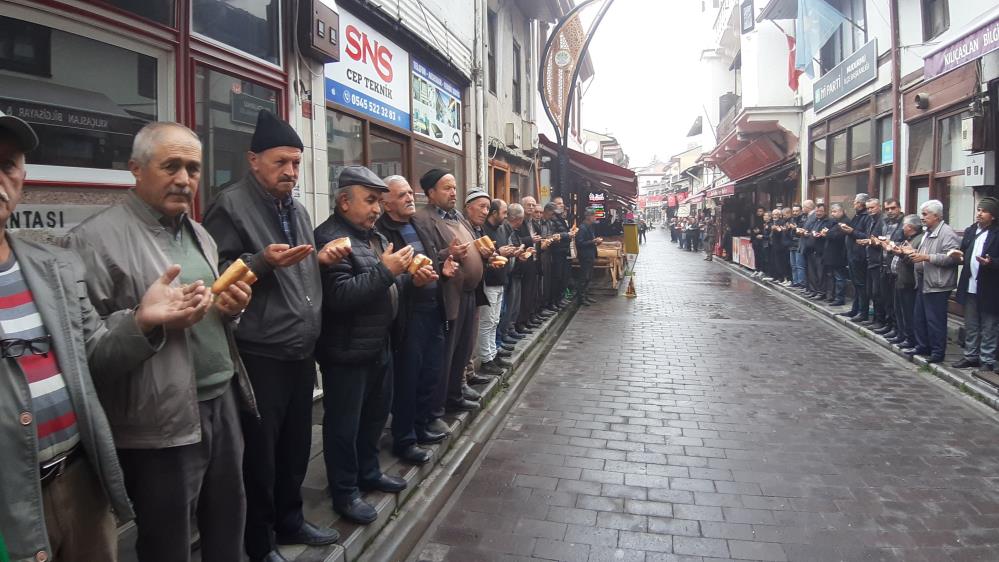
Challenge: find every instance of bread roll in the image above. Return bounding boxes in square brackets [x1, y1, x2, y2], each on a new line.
[330, 237, 352, 251]
[240, 270, 258, 285]
[212, 259, 249, 294]
[474, 235, 495, 253]
[408, 253, 433, 274]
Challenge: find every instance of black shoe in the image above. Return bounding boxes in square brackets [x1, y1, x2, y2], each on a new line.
[334, 497, 378, 525]
[831, 300, 846, 306]
[359, 474, 407, 493]
[585, 297, 598, 305]
[394, 444, 433, 465]
[478, 362, 504, 376]
[253, 550, 288, 562]
[850, 315, 868, 323]
[425, 418, 451, 435]
[926, 356, 945, 364]
[276, 521, 339, 547]
[507, 332, 527, 340]
[492, 356, 512, 368]
[446, 398, 480, 412]
[837, 310, 856, 317]
[867, 323, 885, 331]
[951, 358, 980, 369]
[517, 326, 535, 334]
[859, 320, 875, 327]
[495, 349, 513, 359]
[897, 341, 915, 349]
[501, 337, 520, 346]
[903, 348, 928, 357]
[499, 342, 516, 352]
[973, 365, 996, 377]
[811, 293, 827, 300]
[527, 321, 544, 329]
[468, 373, 494, 385]
[886, 336, 904, 345]
[877, 328, 895, 337]
[416, 427, 447, 444]
[462, 384, 481, 401]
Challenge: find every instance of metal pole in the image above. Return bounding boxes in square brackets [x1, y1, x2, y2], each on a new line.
[889, 0, 902, 204]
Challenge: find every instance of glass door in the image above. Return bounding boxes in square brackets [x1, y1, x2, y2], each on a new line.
[369, 128, 406, 180]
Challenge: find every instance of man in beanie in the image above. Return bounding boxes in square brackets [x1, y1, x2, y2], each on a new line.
[204, 109, 340, 561]
[954, 196, 999, 375]
[412, 170, 488, 431]
[315, 166, 436, 524]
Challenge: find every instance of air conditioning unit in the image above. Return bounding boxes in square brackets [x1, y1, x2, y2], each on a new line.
[964, 152, 994, 186]
[504, 122, 521, 148]
[522, 121, 538, 149]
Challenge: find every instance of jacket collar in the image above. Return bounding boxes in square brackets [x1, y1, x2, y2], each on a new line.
[377, 214, 409, 232]
[124, 190, 191, 232]
[334, 209, 375, 241]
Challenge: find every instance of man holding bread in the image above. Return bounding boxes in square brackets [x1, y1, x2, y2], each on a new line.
[65, 121, 257, 562]
[376, 175, 459, 464]
[479, 198, 520, 375]
[203, 110, 340, 561]
[315, 166, 438, 524]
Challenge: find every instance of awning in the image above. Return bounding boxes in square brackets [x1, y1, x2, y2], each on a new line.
[539, 134, 638, 202]
[679, 192, 706, 205]
[757, 0, 796, 22]
[923, 5, 999, 80]
[705, 182, 736, 199]
[0, 75, 142, 135]
[734, 158, 799, 189]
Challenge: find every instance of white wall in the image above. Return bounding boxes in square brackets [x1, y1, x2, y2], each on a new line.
[484, 0, 536, 156]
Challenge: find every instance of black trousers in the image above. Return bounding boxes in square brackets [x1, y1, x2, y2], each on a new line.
[894, 286, 916, 344]
[540, 255, 553, 307]
[393, 302, 446, 448]
[320, 351, 392, 503]
[866, 266, 885, 323]
[881, 271, 896, 327]
[551, 252, 570, 304]
[518, 260, 539, 325]
[849, 260, 868, 316]
[240, 355, 315, 559]
[807, 254, 825, 294]
[576, 258, 595, 302]
[118, 384, 245, 562]
[433, 290, 477, 418]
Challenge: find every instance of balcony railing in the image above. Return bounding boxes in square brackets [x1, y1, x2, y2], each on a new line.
[716, 96, 742, 141]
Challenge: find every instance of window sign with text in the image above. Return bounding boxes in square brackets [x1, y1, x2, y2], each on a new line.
[411, 58, 462, 150]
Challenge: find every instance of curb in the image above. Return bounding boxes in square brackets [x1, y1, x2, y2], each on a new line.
[715, 259, 999, 411]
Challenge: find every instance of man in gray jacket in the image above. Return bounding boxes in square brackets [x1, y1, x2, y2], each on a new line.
[901, 199, 961, 363]
[66, 122, 256, 562]
[0, 115, 217, 562]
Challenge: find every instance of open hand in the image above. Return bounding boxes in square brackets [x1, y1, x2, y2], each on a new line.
[839, 224, 854, 233]
[264, 244, 314, 268]
[318, 239, 352, 266]
[498, 245, 517, 257]
[135, 265, 212, 333]
[977, 255, 992, 266]
[412, 265, 439, 287]
[215, 280, 251, 317]
[442, 255, 460, 278]
[448, 238, 469, 261]
[381, 243, 415, 275]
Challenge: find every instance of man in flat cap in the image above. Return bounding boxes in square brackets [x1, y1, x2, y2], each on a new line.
[0, 116, 208, 561]
[203, 109, 340, 561]
[314, 166, 436, 524]
[412, 170, 489, 430]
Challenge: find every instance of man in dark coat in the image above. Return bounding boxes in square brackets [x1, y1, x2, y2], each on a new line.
[574, 208, 603, 305]
[549, 196, 572, 307]
[820, 203, 850, 306]
[376, 175, 459, 465]
[953, 197, 999, 375]
[849, 198, 886, 328]
[837, 193, 871, 321]
[874, 199, 904, 339]
[315, 166, 436, 525]
[887, 215, 924, 349]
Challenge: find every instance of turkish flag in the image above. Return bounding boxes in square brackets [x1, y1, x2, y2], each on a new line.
[787, 34, 804, 92]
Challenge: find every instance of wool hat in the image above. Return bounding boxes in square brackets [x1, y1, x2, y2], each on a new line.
[250, 109, 304, 153]
[337, 165, 389, 192]
[464, 188, 490, 205]
[543, 202, 557, 212]
[978, 196, 999, 217]
[419, 168, 450, 192]
[0, 111, 38, 152]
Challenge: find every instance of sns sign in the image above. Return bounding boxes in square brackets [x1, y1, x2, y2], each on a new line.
[325, 9, 410, 129]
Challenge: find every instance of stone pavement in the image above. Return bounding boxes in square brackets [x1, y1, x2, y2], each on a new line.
[411, 232, 999, 562]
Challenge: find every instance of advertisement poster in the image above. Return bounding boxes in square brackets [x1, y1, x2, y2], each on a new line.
[411, 58, 462, 149]
[324, 9, 410, 129]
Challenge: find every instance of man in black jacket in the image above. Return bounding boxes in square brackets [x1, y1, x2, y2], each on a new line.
[850, 198, 886, 328]
[497, 203, 527, 353]
[549, 197, 572, 307]
[820, 204, 850, 306]
[315, 166, 436, 525]
[874, 199, 904, 338]
[376, 175, 459, 465]
[837, 193, 871, 321]
[575, 208, 603, 305]
[203, 110, 338, 561]
[953, 197, 999, 375]
[480, 199, 519, 374]
[887, 215, 924, 349]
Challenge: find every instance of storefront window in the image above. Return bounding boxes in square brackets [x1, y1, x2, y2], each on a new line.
[369, 131, 405, 180]
[830, 131, 848, 175]
[938, 111, 969, 173]
[877, 116, 892, 164]
[849, 121, 871, 170]
[97, 0, 176, 26]
[413, 142, 464, 203]
[908, 119, 933, 173]
[810, 138, 827, 178]
[828, 173, 866, 206]
[194, 66, 278, 203]
[0, 16, 158, 171]
[327, 110, 363, 192]
[193, 0, 280, 65]
[938, 175, 975, 228]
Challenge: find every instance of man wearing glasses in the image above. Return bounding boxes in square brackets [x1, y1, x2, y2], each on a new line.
[0, 114, 210, 561]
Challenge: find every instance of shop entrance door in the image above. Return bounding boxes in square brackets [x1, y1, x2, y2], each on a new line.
[369, 127, 407, 180]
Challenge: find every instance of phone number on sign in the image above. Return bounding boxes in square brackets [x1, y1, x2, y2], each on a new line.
[346, 93, 399, 121]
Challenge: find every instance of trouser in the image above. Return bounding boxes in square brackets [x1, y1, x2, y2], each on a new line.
[519, 261, 539, 324]
[913, 289, 950, 359]
[866, 266, 886, 323]
[753, 243, 768, 273]
[478, 285, 504, 363]
[806, 252, 823, 293]
[881, 271, 896, 327]
[498, 277, 521, 341]
[576, 258, 595, 302]
[118, 384, 245, 562]
[239, 355, 314, 559]
[540, 256, 553, 307]
[777, 249, 791, 281]
[849, 260, 868, 316]
[393, 302, 446, 449]
[894, 286, 916, 344]
[552, 252, 570, 302]
[639, 230, 646, 243]
[434, 291, 477, 417]
[670, 227, 677, 242]
[963, 294, 999, 365]
[792, 248, 806, 285]
[42, 456, 117, 562]
[824, 265, 848, 301]
[320, 352, 392, 503]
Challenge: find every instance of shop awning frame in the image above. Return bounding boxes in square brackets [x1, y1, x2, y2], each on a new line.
[539, 134, 638, 202]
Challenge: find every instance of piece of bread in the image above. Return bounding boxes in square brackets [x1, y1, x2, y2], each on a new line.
[240, 270, 258, 285]
[474, 235, 495, 253]
[490, 255, 508, 268]
[212, 259, 250, 294]
[408, 253, 433, 274]
[330, 237, 352, 251]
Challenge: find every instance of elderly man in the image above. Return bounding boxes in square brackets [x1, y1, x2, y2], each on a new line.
[850, 198, 886, 328]
[887, 215, 924, 349]
[315, 166, 434, 524]
[479, 198, 518, 375]
[954, 197, 999, 375]
[575, 208, 604, 305]
[203, 110, 338, 562]
[66, 121, 257, 562]
[901, 200, 961, 363]
[789, 202, 808, 288]
[838, 193, 872, 321]
[549, 196, 572, 307]
[376, 175, 458, 464]
[515, 198, 549, 335]
[498, 203, 528, 349]
[412, 170, 488, 424]
[0, 116, 208, 562]
[874, 199, 904, 339]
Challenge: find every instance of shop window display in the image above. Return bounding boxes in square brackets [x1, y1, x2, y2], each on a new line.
[908, 119, 933, 174]
[937, 111, 969, 173]
[828, 173, 867, 206]
[414, 142, 464, 203]
[193, 0, 280, 65]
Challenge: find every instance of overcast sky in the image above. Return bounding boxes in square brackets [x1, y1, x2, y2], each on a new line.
[580, 0, 706, 167]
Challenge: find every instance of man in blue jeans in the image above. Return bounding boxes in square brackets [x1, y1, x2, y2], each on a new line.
[790, 202, 809, 287]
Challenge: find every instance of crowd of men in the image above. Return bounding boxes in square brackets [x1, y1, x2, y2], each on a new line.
[668, 215, 717, 260]
[741, 194, 998, 374]
[0, 109, 597, 562]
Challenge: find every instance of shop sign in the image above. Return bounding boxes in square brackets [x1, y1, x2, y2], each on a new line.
[740, 0, 754, 34]
[924, 15, 999, 80]
[588, 191, 605, 219]
[881, 139, 894, 164]
[325, 9, 410, 129]
[813, 39, 877, 113]
[1, 99, 139, 135]
[733, 236, 756, 269]
[6, 204, 106, 233]
[411, 58, 462, 149]
[231, 92, 277, 127]
[706, 183, 735, 199]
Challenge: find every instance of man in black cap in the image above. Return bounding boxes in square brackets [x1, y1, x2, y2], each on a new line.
[204, 109, 340, 562]
[315, 166, 435, 524]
